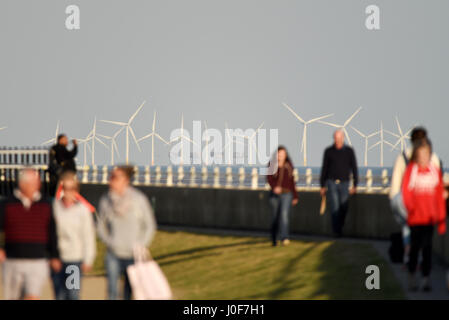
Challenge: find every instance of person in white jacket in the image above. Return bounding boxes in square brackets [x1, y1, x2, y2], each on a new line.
[51, 171, 96, 300]
[389, 127, 442, 262]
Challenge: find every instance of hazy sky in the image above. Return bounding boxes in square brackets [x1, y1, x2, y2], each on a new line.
[0, 0, 448, 167]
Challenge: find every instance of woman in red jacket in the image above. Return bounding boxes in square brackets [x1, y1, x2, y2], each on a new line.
[402, 139, 446, 291]
[267, 146, 299, 246]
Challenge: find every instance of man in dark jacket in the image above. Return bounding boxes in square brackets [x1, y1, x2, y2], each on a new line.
[48, 134, 78, 196]
[320, 130, 358, 237]
[0, 168, 61, 299]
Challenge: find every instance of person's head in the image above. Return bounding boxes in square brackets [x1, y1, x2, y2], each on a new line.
[18, 168, 41, 199]
[276, 146, 291, 166]
[57, 134, 68, 147]
[109, 165, 134, 194]
[410, 127, 427, 144]
[59, 171, 79, 203]
[333, 130, 345, 149]
[411, 138, 432, 168]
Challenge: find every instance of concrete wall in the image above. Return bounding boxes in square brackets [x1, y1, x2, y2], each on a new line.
[80, 184, 401, 239]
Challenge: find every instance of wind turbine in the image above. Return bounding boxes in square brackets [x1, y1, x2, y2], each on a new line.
[282, 103, 333, 167]
[137, 110, 169, 166]
[369, 121, 396, 167]
[384, 116, 412, 152]
[41, 120, 60, 146]
[89, 117, 109, 166]
[76, 130, 93, 167]
[100, 101, 145, 164]
[98, 127, 125, 165]
[170, 114, 197, 166]
[318, 107, 363, 146]
[235, 122, 264, 165]
[222, 122, 246, 165]
[351, 126, 380, 167]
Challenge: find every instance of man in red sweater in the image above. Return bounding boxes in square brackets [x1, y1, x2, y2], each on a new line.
[0, 168, 61, 299]
[402, 139, 446, 292]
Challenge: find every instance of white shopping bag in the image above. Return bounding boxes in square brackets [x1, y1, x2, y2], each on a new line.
[127, 246, 173, 300]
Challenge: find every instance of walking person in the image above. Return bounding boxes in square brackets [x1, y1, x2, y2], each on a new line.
[402, 139, 446, 292]
[51, 171, 96, 300]
[389, 127, 442, 264]
[320, 130, 358, 237]
[0, 168, 61, 300]
[97, 165, 157, 300]
[267, 146, 299, 247]
[48, 134, 78, 196]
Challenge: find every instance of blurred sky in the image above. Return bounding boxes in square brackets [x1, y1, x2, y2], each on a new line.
[0, 0, 448, 167]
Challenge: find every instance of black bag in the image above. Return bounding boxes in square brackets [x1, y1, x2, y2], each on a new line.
[388, 232, 404, 264]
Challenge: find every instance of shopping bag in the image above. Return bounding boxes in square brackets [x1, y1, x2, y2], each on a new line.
[127, 246, 173, 300]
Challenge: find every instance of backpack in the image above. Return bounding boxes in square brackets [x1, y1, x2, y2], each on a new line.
[388, 232, 404, 264]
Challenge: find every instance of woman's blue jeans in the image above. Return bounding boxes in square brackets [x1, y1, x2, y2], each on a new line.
[105, 251, 134, 300]
[269, 192, 293, 244]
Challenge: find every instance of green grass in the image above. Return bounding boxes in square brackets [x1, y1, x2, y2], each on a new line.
[91, 230, 405, 300]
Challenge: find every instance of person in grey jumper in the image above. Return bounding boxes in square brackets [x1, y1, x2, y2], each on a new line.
[97, 165, 157, 300]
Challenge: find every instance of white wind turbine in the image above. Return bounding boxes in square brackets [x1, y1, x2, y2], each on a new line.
[75, 130, 93, 167]
[98, 127, 125, 165]
[222, 122, 246, 165]
[169, 114, 197, 166]
[100, 101, 145, 164]
[137, 110, 169, 166]
[369, 121, 396, 167]
[282, 103, 333, 167]
[351, 126, 380, 167]
[384, 116, 412, 153]
[89, 117, 109, 166]
[318, 107, 363, 146]
[41, 120, 60, 146]
[235, 122, 264, 165]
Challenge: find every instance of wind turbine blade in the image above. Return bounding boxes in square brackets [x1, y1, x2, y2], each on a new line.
[97, 134, 112, 140]
[113, 126, 125, 138]
[55, 120, 60, 137]
[282, 103, 306, 124]
[129, 100, 146, 124]
[154, 133, 169, 145]
[343, 128, 352, 145]
[318, 120, 341, 128]
[152, 110, 157, 131]
[96, 137, 109, 149]
[384, 130, 400, 138]
[138, 133, 154, 142]
[41, 138, 55, 146]
[113, 140, 121, 158]
[182, 136, 198, 146]
[395, 116, 404, 136]
[100, 120, 127, 126]
[0, 126, 7, 131]
[391, 139, 401, 151]
[368, 131, 380, 138]
[369, 141, 381, 150]
[129, 126, 142, 152]
[344, 107, 362, 127]
[351, 126, 366, 138]
[307, 113, 334, 124]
